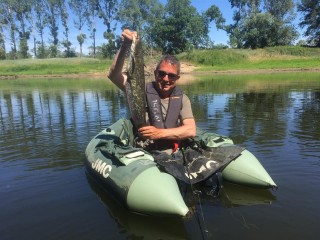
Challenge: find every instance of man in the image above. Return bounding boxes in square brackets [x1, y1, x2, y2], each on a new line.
[108, 29, 196, 153]
[108, 30, 242, 186]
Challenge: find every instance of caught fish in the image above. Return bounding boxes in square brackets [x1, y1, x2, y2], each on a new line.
[125, 36, 147, 129]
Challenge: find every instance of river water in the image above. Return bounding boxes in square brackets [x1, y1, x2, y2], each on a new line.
[0, 73, 319, 240]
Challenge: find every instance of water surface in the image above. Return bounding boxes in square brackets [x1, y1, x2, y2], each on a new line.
[1, 73, 320, 240]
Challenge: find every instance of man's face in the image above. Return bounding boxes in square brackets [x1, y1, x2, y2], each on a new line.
[154, 61, 180, 98]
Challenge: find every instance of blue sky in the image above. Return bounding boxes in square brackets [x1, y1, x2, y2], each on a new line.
[190, 0, 233, 45]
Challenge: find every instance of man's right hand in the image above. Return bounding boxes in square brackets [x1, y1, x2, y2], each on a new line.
[121, 29, 138, 44]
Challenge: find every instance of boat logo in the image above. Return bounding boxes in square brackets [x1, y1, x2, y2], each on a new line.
[91, 158, 112, 178]
[185, 160, 217, 180]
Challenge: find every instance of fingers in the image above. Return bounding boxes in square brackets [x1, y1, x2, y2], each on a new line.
[138, 126, 151, 135]
[138, 126, 159, 140]
[122, 29, 138, 42]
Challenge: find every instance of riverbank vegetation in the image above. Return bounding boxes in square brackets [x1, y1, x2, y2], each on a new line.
[0, 46, 319, 77]
[0, 58, 112, 76]
[0, 0, 319, 61]
[178, 46, 320, 71]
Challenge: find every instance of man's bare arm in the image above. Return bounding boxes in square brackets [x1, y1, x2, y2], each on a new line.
[107, 30, 137, 91]
[138, 118, 196, 141]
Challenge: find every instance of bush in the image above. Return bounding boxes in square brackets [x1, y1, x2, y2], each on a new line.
[179, 49, 248, 66]
[265, 46, 320, 57]
[36, 45, 50, 59]
[0, 48, 5, 60]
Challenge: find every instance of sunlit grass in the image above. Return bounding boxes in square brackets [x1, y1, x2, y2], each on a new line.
[178, 46, 320, 71]
[1, 71, 319, 96]
[0, 46, 319, 76]
[0, 77, 117, 90]
[0, 57, 112, 75]
[181, 72, 320, 94]
[196, 58, 320, 71]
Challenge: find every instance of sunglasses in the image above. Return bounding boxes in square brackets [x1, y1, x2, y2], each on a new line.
[157, 70, 179, 81]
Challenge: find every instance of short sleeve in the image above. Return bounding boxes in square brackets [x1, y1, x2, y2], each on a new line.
[180, 94, 194, 120]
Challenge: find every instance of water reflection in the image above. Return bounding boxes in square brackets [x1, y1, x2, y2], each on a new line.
[0, 87, 128, 170]
[180, 181, 276, 208]
[220, 183, 277, 207]
[1, 74, 320, 240]
[1, 76, 320, 171]
[86, 173, 189, 239]
[292, 91, 320, 155]
[86, 170, 276, 239]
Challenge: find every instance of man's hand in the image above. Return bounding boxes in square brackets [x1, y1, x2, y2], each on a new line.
[138, 126, 162, 140]
[138, 118, 196, 141]
[122, 29, 137, 43]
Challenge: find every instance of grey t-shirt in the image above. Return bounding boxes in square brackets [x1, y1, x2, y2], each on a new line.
[160, 94, 194, 121]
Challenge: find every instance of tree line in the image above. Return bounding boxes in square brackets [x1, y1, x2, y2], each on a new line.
[0, 0, 319, 60]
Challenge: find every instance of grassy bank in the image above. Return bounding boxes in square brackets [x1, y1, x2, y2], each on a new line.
[178, 46, 320, 71]
[0, 46, 319, 77]
[0, 58, 112, 76]
[0, 77, 117, 90]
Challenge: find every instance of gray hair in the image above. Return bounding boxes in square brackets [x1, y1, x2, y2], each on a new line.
[156, 55, 181, 74]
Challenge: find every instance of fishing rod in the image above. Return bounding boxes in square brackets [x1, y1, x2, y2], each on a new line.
[181, 147, 209, 240]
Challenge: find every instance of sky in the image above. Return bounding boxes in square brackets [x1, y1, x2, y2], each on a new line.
[190, 0, 233, 45]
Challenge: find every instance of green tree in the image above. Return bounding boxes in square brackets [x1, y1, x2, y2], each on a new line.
[117, 0, 165, 55]
[98, 0, 118, 58]
[118, 0, 163, 34]
[298, 0, 320, 47]
[59, 0, 73, 57]
[69, 0, 89, 57]
[149, 0, 208, 54]
[227, 0, 298, 48]
[34, 0, 48, 58]
[0, 30, 5, 59]
[242, 12, 276, 48]
[0, 7, 7, 59]
[1, 0, 18, 59]
[204, 5, 226, 48]
[9, 0, 32, 58]
[205, 5, 225, 30]
[98, 0, 118, 33]
[44, 0, 61, 57]
[264, 0, 298, 46]
[36, 44, 49, 58]
[77, 33, 86, 57]
[87, 0, 100, 58]
[143, 1, 165, 54]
